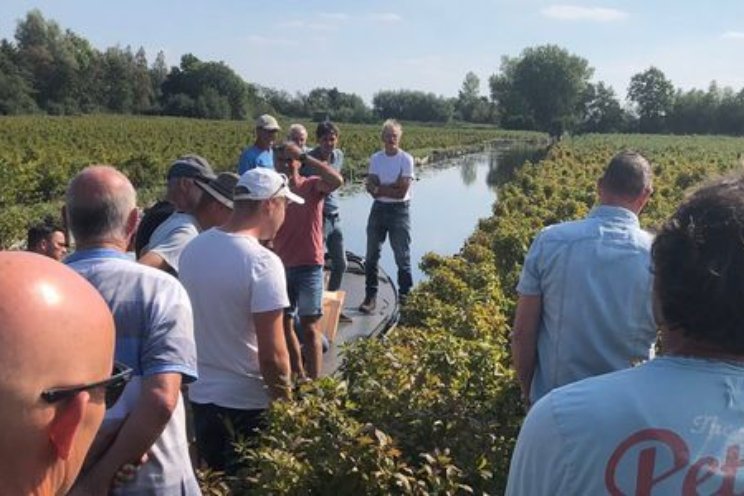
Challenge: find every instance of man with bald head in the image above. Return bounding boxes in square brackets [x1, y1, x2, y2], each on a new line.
[64, 165, 199, 495]
[0, 251, 122, 495]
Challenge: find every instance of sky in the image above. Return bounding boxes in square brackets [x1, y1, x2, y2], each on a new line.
[3, 0, 744, 104]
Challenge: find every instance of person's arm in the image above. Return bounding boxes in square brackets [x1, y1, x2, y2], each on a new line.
[254, 309, 293, 401]
[511, 294, 542, 405]
[138, 250, 173, 272]
[70, 373, 183, 494]
[375, 174, 412, 199]
[286, 143, 343, 193]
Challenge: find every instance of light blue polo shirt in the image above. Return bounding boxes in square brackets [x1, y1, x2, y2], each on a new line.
[517, 205, 656, 403]
[507, 356, 744, 495]
[238, 145, 273, 174]
[66, 248, 199, 495]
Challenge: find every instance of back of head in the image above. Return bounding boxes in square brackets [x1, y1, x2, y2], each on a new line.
[0, 252, 114, 493]
[600, 151, 652, 198]
[66, 165, 137, 246]
[652, 174, 744, 353]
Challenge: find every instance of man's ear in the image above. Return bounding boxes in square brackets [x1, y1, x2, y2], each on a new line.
[125, 208, 139, 239]
[48, 392, 86, 460]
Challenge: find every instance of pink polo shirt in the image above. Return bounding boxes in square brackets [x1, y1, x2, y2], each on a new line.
[273, 175, 326, 268]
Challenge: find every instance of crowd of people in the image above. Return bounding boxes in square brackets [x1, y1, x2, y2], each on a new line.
[7, 119, 744, 492]
[9, 115, 416, 493]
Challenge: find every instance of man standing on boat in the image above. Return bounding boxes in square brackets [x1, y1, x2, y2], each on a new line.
[179, 168, 299, 472]
[301, 121, 348, 291]
[511, 151, 656, 407]
[64, 166, 199, 495]
[273, 141, 344, 379]
[359, 119, 415, 313]
[288, 123, 309, 151]
[238, 114, 281, 174]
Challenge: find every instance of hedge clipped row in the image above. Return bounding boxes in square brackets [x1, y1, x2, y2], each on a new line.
[216, 134, 744, 495]
[0, 115, 543, 247]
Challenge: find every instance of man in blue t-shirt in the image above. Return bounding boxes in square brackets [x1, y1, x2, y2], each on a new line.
[237, 114, 281, 174]
[507, 174, 744, 494]
[511, 151, 656, 406]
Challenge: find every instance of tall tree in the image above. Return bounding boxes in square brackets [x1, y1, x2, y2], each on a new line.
[579, 82, 626, 133]
[489, 45, 593, 136]
[627, 66, 674, 133]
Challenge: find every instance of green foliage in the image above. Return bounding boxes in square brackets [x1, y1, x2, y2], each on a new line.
[627, 66, 675, 133]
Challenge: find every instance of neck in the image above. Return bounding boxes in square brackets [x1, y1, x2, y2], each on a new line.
[384, 146, 398, 156]
[662, 328, 744, 363]
[222, 216, 266, 240]
[74, 238, 127, 252]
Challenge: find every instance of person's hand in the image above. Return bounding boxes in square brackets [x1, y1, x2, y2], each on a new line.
[112, 452, 149, 487]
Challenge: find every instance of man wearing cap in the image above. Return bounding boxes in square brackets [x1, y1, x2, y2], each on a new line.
[179, 168, 301, 472]
[238, 114, 281, 174]
[65, 166, 199, 495]
[273, 142, 344, 379]
[138, 154, 216, 275]
[192, 172, 240, 231]
[0, 252, 120, 496]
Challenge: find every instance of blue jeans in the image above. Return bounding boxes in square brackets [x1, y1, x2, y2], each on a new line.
[285, 265, 324, 317]
[364, 201, 412, 298]
[324, 213, 347, 291]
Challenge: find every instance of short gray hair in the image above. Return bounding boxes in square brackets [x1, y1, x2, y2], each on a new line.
[601, 151, 653, 198]
[288, 124, 307, 140]
[381, 119, 402, 137]
[66, 166, 136, 244]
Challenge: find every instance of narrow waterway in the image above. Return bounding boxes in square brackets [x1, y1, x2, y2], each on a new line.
[336, 144, 544, 288]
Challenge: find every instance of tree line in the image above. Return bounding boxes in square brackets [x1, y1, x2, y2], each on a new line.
[3, 10, 744, 137]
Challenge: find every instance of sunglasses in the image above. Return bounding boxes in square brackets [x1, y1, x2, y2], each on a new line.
[269, 173, 290, 199]
[41, 361, 133, 410]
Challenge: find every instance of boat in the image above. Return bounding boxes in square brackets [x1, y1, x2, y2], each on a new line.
[321, 251, 399, 375]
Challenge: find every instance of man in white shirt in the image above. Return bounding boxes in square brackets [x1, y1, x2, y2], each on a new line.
[180, 167, 303, 473]
[360, 119, 415, 312]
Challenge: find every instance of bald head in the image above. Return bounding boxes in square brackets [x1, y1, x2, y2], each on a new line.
[66, 165, 137, 247]
[0, 252, 114, 494]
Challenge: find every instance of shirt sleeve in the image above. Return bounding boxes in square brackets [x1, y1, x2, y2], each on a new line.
[251, 252, 290, 313]
[400, 152, 415, 179]
[505, 395, 574, 495]
[141, 281, 198, 383]
[516, 232, 544, 295]
[149, 224, 197, 273]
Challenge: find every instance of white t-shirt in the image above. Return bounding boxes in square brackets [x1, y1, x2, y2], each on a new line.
[368, 150, 415, 203]
[143, 212, 199, 274]
[506, 356, 744, 495]
[179, 228, 289, 410]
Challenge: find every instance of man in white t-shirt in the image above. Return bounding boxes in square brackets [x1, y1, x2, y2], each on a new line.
[359, 119, 415, 313]
[506, 174, 744, 494]
[179, 167, 304, 473]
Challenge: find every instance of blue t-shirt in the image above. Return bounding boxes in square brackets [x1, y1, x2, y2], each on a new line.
[517, 205, 656, 403]
[506, 356, 744, 495]
[238, 145, 273, 174]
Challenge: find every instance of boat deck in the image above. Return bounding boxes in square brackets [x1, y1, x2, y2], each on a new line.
[321, 254, 399, 375]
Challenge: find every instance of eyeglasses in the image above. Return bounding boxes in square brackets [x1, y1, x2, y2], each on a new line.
[41, 361, 133, 410]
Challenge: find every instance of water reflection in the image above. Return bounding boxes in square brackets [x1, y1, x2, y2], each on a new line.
[339, 143, 547, 286]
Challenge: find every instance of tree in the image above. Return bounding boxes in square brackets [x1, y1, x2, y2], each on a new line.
[373, 90, 453, 122]
[579, 82, 626, 133]
[627, 67, 674, 133]
[489, 45, 593, 136]
[0, 40, 38, 114]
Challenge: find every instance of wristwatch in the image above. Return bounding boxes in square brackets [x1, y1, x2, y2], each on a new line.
[298, 152, 308, 163]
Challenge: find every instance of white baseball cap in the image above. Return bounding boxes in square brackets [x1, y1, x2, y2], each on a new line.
[234, 168, 304, 204]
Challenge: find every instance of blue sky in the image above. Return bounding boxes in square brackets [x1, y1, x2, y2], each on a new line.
[3, 1, 744, 104]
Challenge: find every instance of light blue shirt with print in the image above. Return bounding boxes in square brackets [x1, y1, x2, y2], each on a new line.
[506, 356, 744, 495]
[517, 205, 656, 403]
[238, 145, 273, 174]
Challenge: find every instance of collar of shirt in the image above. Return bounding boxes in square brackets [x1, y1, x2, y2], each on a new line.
[64, 247, 132, 265]
[588, 205, 640, 226]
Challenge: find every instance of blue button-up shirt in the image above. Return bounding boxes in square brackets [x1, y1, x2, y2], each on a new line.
[517, 205, 656, 403]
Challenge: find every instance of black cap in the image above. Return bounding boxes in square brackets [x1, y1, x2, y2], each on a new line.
[167, 154, 216, 182]
[196, 172, 240, 209]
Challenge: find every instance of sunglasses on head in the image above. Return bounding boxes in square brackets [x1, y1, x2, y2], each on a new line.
[41, 361, 133, 410]
[269, 173, 290, 199]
